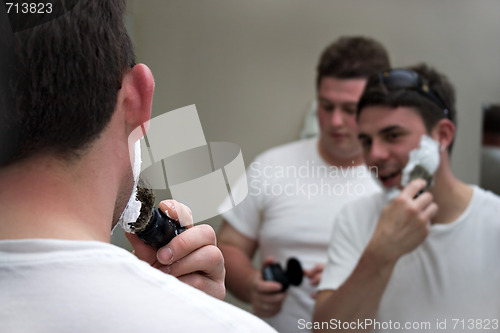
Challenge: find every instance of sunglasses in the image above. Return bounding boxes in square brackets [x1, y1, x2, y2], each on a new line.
[376, 69, 450, 119]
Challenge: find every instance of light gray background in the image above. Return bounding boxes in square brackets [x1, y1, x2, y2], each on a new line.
[127, 0, 500, 184]
[117, 0, 500, 309]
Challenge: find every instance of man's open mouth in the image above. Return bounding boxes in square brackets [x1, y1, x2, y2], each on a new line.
[380, 170, 401, 182]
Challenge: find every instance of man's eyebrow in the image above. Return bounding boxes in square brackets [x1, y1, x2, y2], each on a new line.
[378, 125, 405, 135]
[317, 97, 332, 104]
[358, 125, 405, 140]
[318, 97, 357, 107]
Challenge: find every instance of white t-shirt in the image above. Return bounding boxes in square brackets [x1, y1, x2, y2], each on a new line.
[222, 138, 381, 333]
[0, 239, 277, 333]
[319, 186, 500, 332]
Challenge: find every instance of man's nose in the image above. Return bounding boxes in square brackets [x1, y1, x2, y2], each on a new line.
[330, 109, 344, 127]
[368, 139, 389, 162]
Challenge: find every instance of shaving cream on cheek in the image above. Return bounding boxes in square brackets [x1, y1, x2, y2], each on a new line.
[116, 140, 142, 233]
[384, 135, 440, 202]
[401, 135, 440, 187]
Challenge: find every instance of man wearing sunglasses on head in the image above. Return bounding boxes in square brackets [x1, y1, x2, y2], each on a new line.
[313, 64, 500, 332]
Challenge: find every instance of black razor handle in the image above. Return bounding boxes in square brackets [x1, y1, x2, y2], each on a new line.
[136, 208, 186, 248]
[262, 258, 304, 291]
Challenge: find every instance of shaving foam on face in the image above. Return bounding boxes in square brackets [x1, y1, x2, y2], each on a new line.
[384, 135, 440, 202]
[401, 135, 440, 187]
[116, 140, 142, 233]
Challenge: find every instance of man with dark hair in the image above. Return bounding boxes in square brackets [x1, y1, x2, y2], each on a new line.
[217, 36, 390, 333]
[0, 1, 276, 332]
[1, 0, 136, 167]
[316, 36, 392, 86]
[313, 64, 500, 332]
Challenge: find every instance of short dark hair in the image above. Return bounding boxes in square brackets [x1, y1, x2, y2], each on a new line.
[0, 0, 135, 167]
[316, 36, 390, 89]
[357, 63, 457, 152]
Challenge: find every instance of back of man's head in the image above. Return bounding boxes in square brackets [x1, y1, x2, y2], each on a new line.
[0, 0, 135, 168]
[316, 36, 390, 88]
[358, 63, 457, 152]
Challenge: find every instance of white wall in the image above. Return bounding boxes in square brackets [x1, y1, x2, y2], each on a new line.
[129, 0, 500, 187]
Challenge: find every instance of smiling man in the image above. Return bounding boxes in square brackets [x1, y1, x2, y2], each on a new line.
[313, 64, 500, 332]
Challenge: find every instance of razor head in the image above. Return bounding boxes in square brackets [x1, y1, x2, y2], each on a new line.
[128, 181, 155, 233]
[409, 164, 433, 196]
[286, 258, 303, 286]
[128, 180, 186, 248]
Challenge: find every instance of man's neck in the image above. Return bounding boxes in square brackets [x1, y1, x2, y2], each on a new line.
[317, 140, 364, 168]
[0, 154, 118, 242]
[428, 168, 473, 225]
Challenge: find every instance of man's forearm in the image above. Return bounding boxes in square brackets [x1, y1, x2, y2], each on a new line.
[219, 243, 258, 303]
[313, 248, 396, 333]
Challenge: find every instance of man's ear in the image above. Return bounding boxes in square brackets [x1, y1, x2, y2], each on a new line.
[431, 118, 455, 151]
[118, 64, 155, 140]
